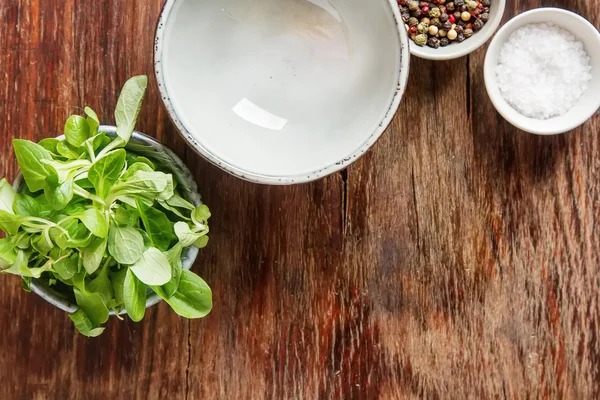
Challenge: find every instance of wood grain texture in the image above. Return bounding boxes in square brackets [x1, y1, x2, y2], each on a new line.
[0, 0, 599, 399]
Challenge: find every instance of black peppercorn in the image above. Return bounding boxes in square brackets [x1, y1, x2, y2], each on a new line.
[454, 11, 461, 20]
[480, 13, 489, 22]
[455, 0, 464, 6]
[440, 37, 450, 47]
[408, 17, 419, 26]
[414, 9, 422, 18]
[483, 7, 490, 13]
[481, 0, 491, 5]
[464, 28, 473, 38]
[473, 19, 484, 31]
[458, 20, 467, 28]
[431, 17, 442, 28]
[427, 37, 440, 48]
[457, 33, 466, 42]
[459, 4, 467, 12]
[454, 25, 464, 34]
[446, 2, 455, 12]
[440, 13, 449, 23]
[402, 13, 411, 23]
[442, 21, 452, 30]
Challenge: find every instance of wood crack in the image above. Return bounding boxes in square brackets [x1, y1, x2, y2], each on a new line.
[411, 166, 421, 256]
[185, 320, 191, 400]
[341, 168, 348, 235]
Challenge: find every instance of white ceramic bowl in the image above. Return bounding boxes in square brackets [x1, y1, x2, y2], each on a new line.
[409, 0, 506, 60]
[484, 8, 600, 135]
[155, 0, 410, 184]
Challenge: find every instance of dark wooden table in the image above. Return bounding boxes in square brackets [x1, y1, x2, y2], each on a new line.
[1, 0, 599, 399]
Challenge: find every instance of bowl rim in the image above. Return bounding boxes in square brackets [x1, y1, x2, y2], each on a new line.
[154, 0, 411, 185]
[15, 126, 201, 314]
[409, 0, 506, 60]
[483, 7, 600, 135]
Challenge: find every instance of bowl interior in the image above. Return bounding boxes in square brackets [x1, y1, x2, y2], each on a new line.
[157, 0, 407, 182]
[410, 0, 506, 60]
[484, 8, 600, 135]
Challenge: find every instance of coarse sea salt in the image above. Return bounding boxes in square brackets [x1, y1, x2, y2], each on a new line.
[495, 23, 592, 120]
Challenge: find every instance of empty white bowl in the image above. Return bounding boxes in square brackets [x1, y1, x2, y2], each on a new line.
[155, 0, 410, 184]
[484, 8, 600, 135]
[409, 0, 506, 60]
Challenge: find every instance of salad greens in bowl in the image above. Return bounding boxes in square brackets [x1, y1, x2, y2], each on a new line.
[0, 76, 212, 336]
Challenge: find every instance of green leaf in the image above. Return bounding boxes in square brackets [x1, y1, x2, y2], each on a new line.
[134, 156, 155, 169]
[160, 243, 183, 298]
[166, 194, 195, 210]
[57, 140, 82, 160]
[113, 205, 139, 227]
[192, 205, 211, 225]
[0, 238, 17, 269]
[88, 149, 126, 199]
[31, 232, 53, 255]
[64, 115, 90, 147]
[123, 268, 146, 322]
[115, 75, 148, 144]
[74, 287, 109, 326]
[165, 270, 212, 319]
[13, 194, 41, 217]
[88, 263, 114, 304]
[21, 276, 32, 292]
[136, 199, 174, 251]
[0, 178, 16, 213]
[107, 170, 173, 204]
[13, 139, 52, 192]
[2, 251, 52, 278]
[85, 107, 100, 136]
[82, 237, 107, 274]
[110, 267, 127, 306]
[53, 252, 78, 280]
[69, 309, 105, 337]
[174, 222, 205, 248]
[129, 247, 171, 285]
[38, 138, 60, 154]
[108, 224, 144, 264]
[194, 235, 209, 249]
[44, 178, 74, 210]
[120, 162, 153, 181]
[76, 208, 108, 238]
[0, 210, 25, 235]
[41, 159, 90, 183]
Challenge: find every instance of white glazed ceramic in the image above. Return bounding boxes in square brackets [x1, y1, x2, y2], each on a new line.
[155, 0, 410, 184]
[13, 127, 201, 314]
[409, 0, 506, 60]
[484, 8, 600, 135]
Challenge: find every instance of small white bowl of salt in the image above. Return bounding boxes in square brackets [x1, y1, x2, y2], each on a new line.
[484, 8, 600, 135]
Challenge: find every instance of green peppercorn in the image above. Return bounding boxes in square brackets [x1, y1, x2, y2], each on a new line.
[464, 28, 473, 38]
[427, 37, 441, 48]
[417, 23, 427, 34]
[466, 1, 478, 11]
[414, 34, 428, 46]
[408, 0, 419, 11]
[429, 7, 441, 18]
[408, 17, 419, 27]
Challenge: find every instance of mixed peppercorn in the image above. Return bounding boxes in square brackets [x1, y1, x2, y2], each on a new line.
[398, 0, 491, 48]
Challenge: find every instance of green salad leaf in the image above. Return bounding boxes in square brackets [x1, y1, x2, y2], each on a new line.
[0, 75, 213, 336]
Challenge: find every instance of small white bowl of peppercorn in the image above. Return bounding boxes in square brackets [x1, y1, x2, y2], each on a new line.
[399, 0, 506, 60]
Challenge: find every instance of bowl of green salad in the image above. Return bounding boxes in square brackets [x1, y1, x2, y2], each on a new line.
[0, 76, 213, 337]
